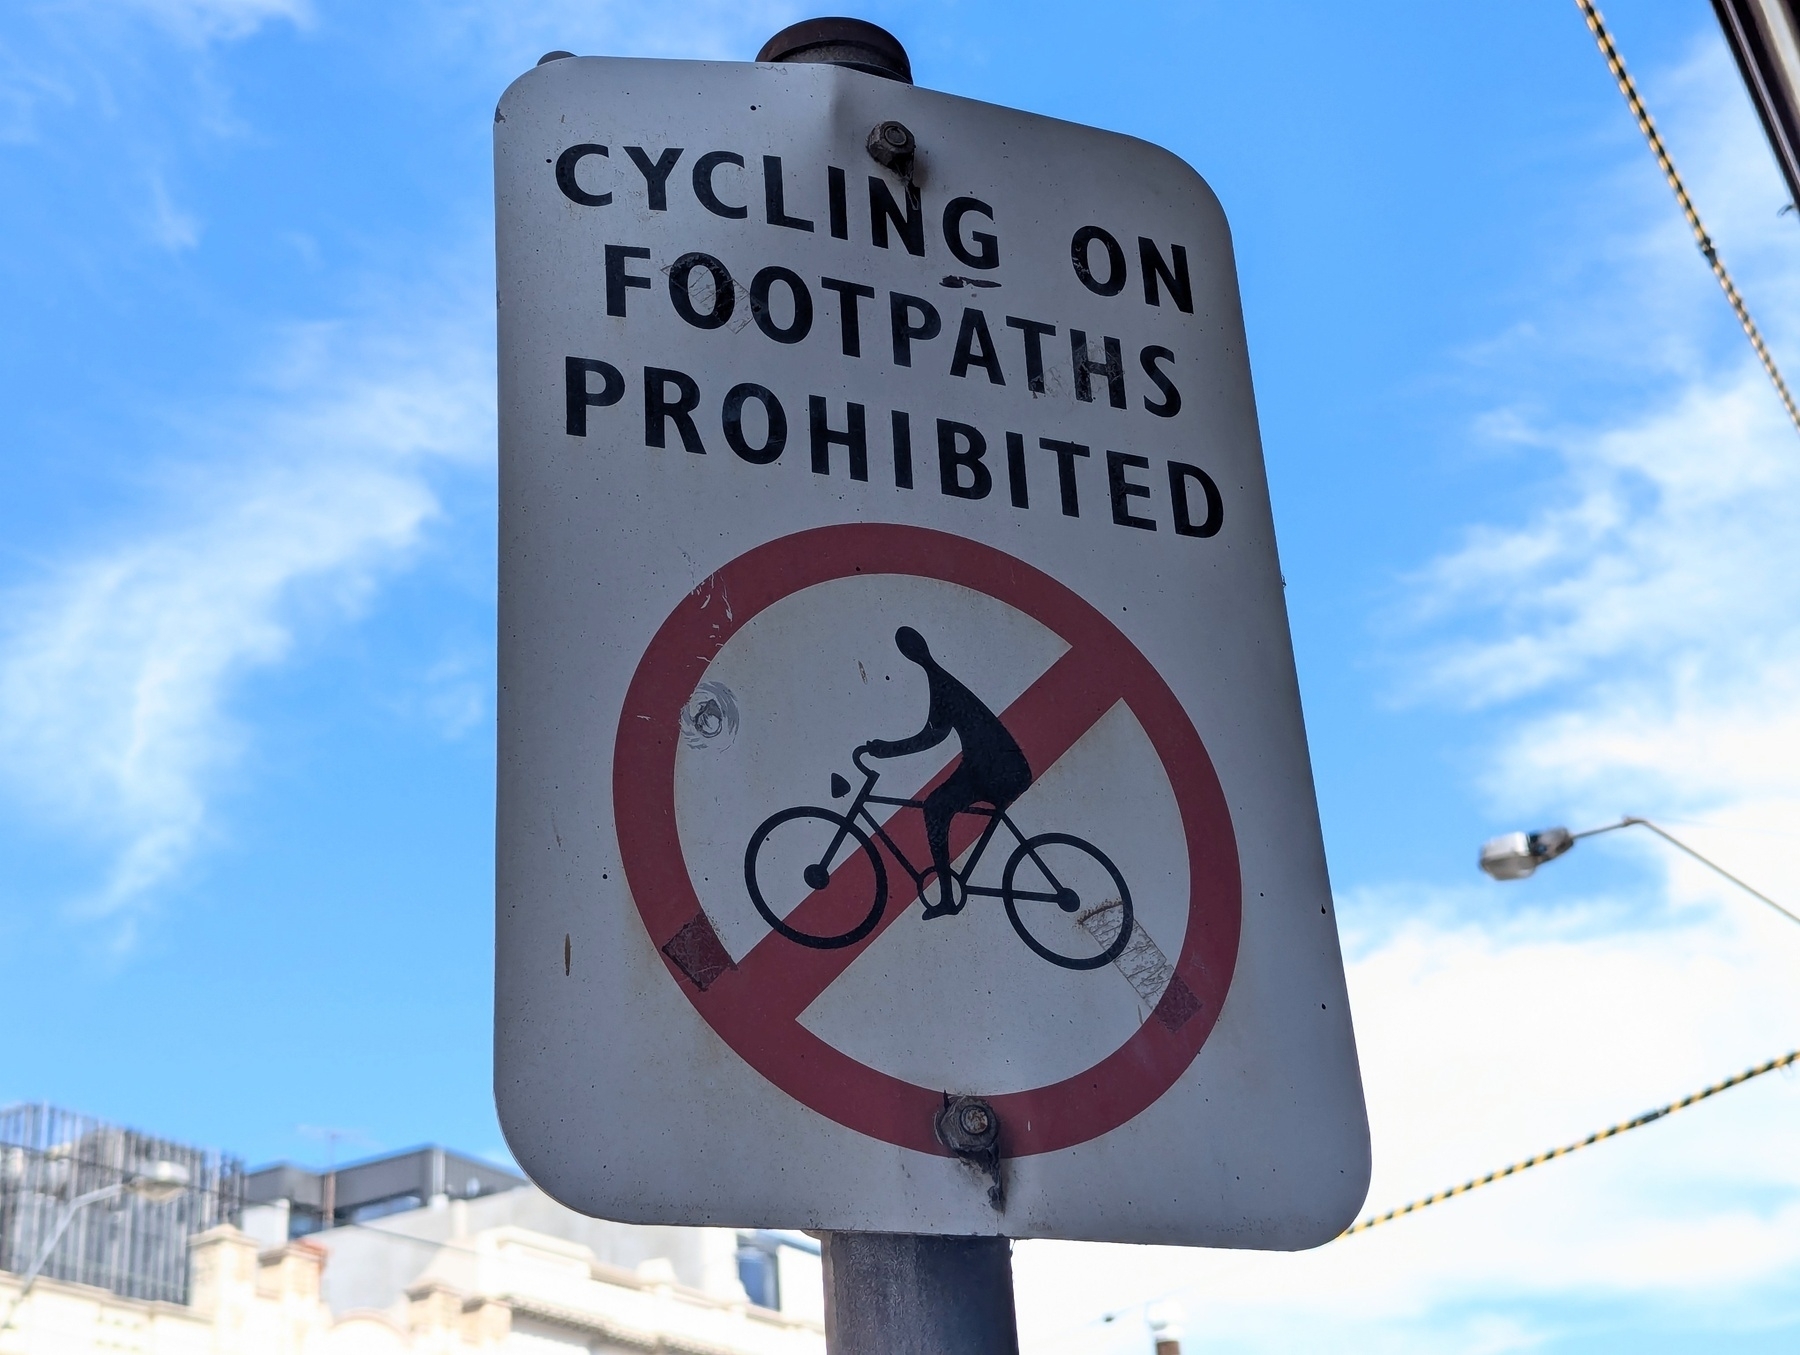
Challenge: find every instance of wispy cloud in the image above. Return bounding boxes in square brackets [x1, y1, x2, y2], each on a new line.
[441, 0, 801, 65]
[1405, 364, 1799, 709]
[0, 35, 74, 144]
[146, 170, 201, 249]
[1018, 32, 1800, 1353]
[404, 648, 492, 742]
[109, 0, 312, 45]
[1403, 35, 1800, 833]
[0, 0, 809, 935]
[0, 320, 490, 925]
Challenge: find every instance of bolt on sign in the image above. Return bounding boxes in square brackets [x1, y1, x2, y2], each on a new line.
[494, 51, 1370, 1246]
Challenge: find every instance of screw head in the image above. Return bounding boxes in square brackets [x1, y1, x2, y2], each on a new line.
[866, 121, 917, 173]
[935, 1094, 1000, 1155]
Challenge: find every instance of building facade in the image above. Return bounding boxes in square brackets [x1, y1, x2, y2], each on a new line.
[0, 1107, 823, 1355]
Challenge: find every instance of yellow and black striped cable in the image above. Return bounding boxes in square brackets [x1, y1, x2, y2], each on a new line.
[1340, 1047, 1800, 1237]
[1574, 0, 1800, 437]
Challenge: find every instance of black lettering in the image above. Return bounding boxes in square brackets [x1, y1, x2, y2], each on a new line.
[890, 293, 942, 366]
[820, 277, 875, 357]
[622, 146, 682, 210]
[645, 367, 705, 454]
[937, 420, 991, 499]
[1140, 346, 1181, 417]
[1038, 438, 1090, 516]
[1005, 431, 1028, 508]
[750, 266, 813, 344]
[1005, 317, 1056, 392]
[949, 309, 1005, 384]
[565, 357, 624, 436]
[870, 177, 925, 256]
[721, 383, 787, 464]
[892, 410, 914, 488]
[692, 151, 747, 219]
[1071, 330, 1126, 408]
[605, 245, 652, 317]
[828, 166, 849, 239]
[667, 252, 735, 330]
[1071, 225, 1126, 296]
[1106, 451, 1156, 530]
[555, 144, 611, 205]
[1170, 461, 1223, 537]
[1138, 238, 1193, 312]
[943, 197, 998, 269]
[809, 397, 868, 479]
[763, 155, 814, 232]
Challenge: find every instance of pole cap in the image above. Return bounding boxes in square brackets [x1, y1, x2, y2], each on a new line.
[756, 18, 912, 84]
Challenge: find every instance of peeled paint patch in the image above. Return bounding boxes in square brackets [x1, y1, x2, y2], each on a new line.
[661, 912, 736, 990]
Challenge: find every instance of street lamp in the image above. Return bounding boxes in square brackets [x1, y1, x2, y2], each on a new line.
[124, 1159, 191, 1206]
[1479, 816, 1800, 927]
[0, 1160, 192, 1334]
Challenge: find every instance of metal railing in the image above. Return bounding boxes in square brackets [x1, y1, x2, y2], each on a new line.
[0, 1104, 243, 1304]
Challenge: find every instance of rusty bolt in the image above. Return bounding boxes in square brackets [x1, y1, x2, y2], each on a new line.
[935, 1094, 999, 1155]
[866, 121, 916, 174]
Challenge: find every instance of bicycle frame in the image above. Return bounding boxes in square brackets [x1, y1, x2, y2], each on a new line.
[818, 748, 1060, 908]
[745, 746, 1133, 968]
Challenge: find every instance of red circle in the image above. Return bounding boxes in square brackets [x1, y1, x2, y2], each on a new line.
[615, 525, 1241, 1157]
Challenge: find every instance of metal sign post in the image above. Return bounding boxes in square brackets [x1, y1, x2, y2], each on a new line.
[821, 1230, 1017, 1355]
[493, 18, 1370, 1353]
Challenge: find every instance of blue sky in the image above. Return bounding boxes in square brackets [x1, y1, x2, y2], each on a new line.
[5, 0, 1800, 1349]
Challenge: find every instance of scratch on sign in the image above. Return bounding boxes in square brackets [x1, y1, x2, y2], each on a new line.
[1079, 901, 1201, 1033]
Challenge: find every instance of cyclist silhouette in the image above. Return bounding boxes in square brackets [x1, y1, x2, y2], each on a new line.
[859, 627, 1033, 918]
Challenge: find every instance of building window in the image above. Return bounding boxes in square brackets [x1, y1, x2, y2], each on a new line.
[735, 1235, 780, 1309]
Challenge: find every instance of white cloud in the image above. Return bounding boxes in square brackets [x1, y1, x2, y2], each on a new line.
[0, 321, 490, 922]
[402, 648, 491, 741]
[448, 0, 802, 65]
[0, 38, 74, 145]
[146, 171, 201, 250]
[0, 0, 810, 931]
[1017, 31, 1800, 1351]
[109, 0, 312, 45]
[1014, 895, 1800, 1352]
[1399, 42, 1800, 847]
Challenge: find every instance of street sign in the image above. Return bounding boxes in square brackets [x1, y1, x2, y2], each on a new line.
[494, 50, 1369, 1247]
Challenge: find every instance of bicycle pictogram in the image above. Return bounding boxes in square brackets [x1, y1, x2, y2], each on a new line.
[744, 627, 1134, 970]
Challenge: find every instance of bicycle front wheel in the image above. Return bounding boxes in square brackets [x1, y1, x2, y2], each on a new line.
[745, 806, 887, 949]
[1001, 833, 1133, 970]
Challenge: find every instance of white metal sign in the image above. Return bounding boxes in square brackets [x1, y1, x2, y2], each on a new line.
[494, 53, 1369, 1246]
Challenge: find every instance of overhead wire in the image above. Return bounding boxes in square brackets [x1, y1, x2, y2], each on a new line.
[1339, 1046, 1800, 1237]
[1573, 0, 1800, 437]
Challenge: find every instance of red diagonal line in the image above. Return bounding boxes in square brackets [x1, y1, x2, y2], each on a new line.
[726, 641, 1125, 1019]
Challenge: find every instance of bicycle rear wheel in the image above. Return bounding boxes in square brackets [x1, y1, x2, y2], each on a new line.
[745, 806, 887, 949]
[1001, 833, 1133, 970]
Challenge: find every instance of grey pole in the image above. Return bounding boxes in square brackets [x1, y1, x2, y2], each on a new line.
[755, 21, 1021, 1353]
[820, 1232, 1020, 1355]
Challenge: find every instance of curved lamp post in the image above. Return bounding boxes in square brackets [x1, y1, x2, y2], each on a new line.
[0, 1160, 191, 1334]
[1479, 816, 1800, 928]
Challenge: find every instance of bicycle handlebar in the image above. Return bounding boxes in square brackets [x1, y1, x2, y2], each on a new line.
[852, 744, 879, 776]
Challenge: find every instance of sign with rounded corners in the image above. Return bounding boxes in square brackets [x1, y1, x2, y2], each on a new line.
[494, 51, 1369, 1246]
